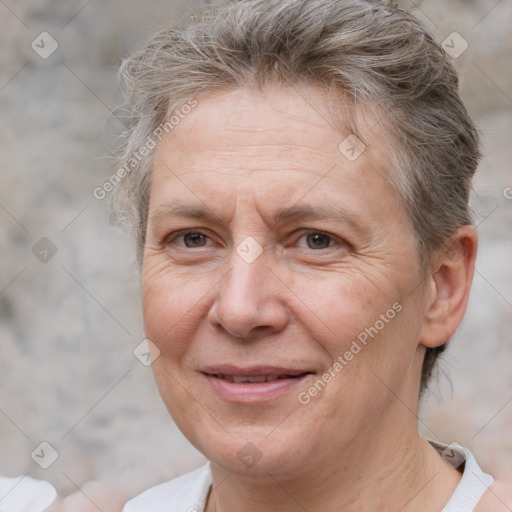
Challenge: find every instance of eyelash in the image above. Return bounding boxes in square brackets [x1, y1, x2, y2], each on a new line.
[166, 229, 344, 251]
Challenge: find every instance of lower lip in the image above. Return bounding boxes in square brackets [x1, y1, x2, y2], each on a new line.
[204, 374, 311, 403]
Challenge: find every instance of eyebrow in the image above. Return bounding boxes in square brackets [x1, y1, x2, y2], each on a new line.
[274, 204, 367, 234]
[148, 201, 369, 235]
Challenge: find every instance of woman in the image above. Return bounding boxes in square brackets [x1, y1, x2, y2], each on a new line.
[111, 0, 511, 510]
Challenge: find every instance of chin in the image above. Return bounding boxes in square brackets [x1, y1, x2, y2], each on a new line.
[184, 417, 320, 479]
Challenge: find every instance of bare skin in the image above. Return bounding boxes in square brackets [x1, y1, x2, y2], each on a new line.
[475, 480, 512, 511]
[139, 82, 499, 511]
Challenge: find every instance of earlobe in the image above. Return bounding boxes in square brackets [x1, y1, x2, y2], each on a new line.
[420, 226, 478, 349]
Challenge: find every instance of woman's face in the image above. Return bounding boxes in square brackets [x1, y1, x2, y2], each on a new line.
[141, 84, 431, 478]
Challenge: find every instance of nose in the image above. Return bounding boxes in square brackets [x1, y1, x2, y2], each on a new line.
[207, 243, 289, 340]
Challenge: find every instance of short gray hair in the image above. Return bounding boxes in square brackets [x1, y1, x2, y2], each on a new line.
[111, 0, 481, 394]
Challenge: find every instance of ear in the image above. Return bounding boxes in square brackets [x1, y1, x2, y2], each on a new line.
[420, 226, 478, 348]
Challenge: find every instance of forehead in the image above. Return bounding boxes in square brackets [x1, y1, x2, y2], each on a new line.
[180, 85, 347, 152]
[155, 83, 390, 172]
[149, 84, 399, 221]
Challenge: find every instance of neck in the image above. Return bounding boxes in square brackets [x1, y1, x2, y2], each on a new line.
[206, 401, 461, 512]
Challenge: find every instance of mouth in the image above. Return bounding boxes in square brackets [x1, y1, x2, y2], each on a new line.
[201, 365, 314, 402]
[212, 373, 311, 384]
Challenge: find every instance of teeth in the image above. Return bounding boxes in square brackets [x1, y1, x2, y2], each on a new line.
[232, 375, 266, 383]
[248, 376, 267, 383]
[218, 374, 295, 383]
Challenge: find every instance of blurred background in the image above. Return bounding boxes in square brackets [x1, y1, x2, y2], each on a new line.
[0, 0, 511, 499]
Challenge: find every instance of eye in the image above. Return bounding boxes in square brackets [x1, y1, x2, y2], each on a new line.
[296, 231, 338, 250]
[165, 229, 345, 252]
[167, 229, 211, 248]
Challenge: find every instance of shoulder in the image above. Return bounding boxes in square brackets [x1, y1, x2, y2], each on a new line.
[122, 463, 211, 512]
[475, 479, 512, 512]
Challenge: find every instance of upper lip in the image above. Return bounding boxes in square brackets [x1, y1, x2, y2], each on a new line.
[201, 364, 313, 377]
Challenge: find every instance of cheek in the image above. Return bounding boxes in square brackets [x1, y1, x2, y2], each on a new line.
[141, 266, 207, 421]
[289, 270, 394, 353]
[295, 269, 421, 399]
[142, 261, 200, 355]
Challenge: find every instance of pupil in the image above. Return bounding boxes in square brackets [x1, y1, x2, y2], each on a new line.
[185, 233, 205, 247]
[308, 233, 329, 249]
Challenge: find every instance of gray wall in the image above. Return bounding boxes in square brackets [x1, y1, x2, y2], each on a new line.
[1, 0, 511, 497]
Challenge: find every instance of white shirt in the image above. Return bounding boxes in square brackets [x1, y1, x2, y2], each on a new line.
[0, 475, 57, 512]
[123, 441, 495, 512]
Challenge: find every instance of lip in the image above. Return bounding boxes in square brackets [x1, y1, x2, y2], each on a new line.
[201, 364, 313, 403]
